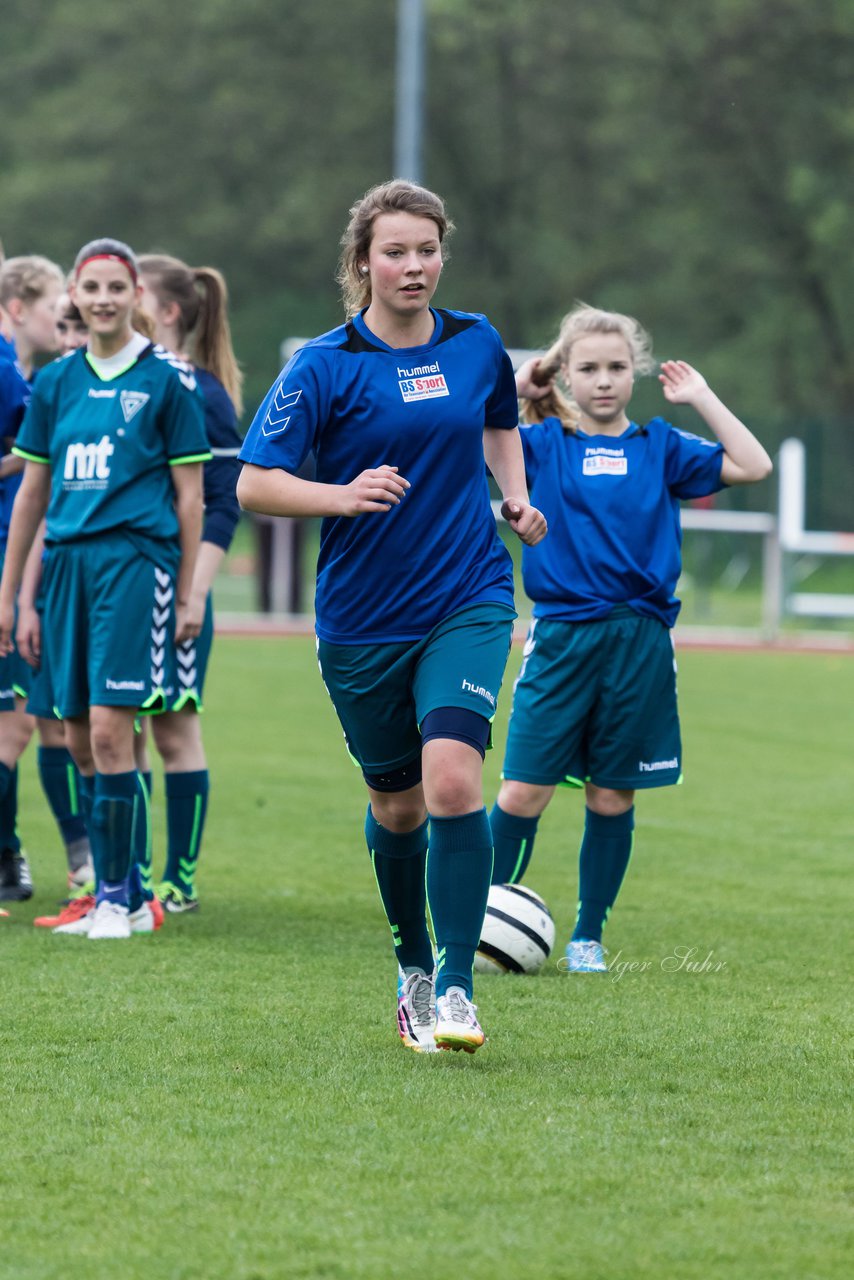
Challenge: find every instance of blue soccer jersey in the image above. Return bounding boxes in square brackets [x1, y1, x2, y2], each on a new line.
[239, 308, 519, 643]
[519, 416, 726, 627]
[14, 344, 210, 570]
[0, 344, 30, 548]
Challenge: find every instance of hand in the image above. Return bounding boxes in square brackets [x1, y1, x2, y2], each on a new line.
[501, 499, 548, 546]
[515, 357, 553, 401]
[15, 605, 41, 668]
[0, 600, 15, 658]
[174, 602, 202, 646]
[339, 466, 410, 516]
[659, 360, 709, 406]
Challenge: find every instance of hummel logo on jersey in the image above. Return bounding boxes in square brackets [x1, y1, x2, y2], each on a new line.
[88, 388, 117, 399]
[398, 361, 449, 403]
[120, 390, 150, 423]
[63, 435, 115, 484]
[262, 386, 302, 437]
[583, 447, 627, 476]
[153, 345, 197, 392]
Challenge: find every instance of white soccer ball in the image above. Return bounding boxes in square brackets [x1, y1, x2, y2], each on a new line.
[474, 883, 556, 975]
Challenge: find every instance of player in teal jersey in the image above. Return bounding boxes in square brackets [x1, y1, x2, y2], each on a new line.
[487, 305, 772, 972]
[0, 254, 64, 903]
[0, 238, 210, 941]
[238, 180, 546, 1053]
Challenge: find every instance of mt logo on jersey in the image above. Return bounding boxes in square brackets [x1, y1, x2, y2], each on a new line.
[120, 390, 150, 423]
[63, 435, 115, 485]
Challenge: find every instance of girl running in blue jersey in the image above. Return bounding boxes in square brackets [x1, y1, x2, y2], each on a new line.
[0, 254, 64, 904]
[133, 253, 243, 914]
[0, 238, 210, 941]
[238, 179, 546, 1053]
[488, 304, 772, 971]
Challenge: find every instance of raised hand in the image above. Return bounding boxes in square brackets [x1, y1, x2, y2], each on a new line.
[659, 360, 709, 406]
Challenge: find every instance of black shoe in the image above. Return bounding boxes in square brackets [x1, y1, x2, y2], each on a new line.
[0, 847, 34, 901]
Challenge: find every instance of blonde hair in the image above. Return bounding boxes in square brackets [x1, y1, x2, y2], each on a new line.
[521, 304, 655, 432]
[0, 254, 64, 308]
[138, 254, 243, 417]
[336, 179, 454, 318]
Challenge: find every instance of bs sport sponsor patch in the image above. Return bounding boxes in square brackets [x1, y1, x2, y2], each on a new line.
[397, 361, 450, 404]
[262, 385, 302, 437]
[583, 447, 628, 477]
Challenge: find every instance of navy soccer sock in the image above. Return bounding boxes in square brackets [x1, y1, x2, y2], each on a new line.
[489, 803, 539, 884]
[163, 770, 208, 895]
[0, 763, 20, 853]
[572, 807, 635, 943]
[91, 771, 140, 905]
[427, 808, 494, 999]
[365, 806, 433, 975]
[37, 746, 91, 872]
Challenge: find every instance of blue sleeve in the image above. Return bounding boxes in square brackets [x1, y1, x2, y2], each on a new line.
[518, 422, 543, 487]
[238, 347, 330, 473]
[662, 422, 726, 499]
[483, 332, 519, 430]
[0, 362, 29, 444]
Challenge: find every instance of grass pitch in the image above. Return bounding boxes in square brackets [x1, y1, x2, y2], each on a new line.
[1, 637, 851, 1279]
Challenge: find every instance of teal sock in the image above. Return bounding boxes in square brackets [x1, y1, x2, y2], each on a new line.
[489, 803, 539, 884]
[163, 770, 208, 895]
[365, 806, 433, 974]
[127, 772, 154, 912]
[37, 746, 90, 867]
[427, 809, 494, 999]
[572, 807, 635, 943]
[90, 771, 140, 891]
[0, 763, 20, 853]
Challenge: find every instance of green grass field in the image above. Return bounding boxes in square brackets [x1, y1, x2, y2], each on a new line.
[1, 637, 851, 1280]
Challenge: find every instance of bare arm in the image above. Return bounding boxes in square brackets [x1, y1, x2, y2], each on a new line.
[483, 426, 547, 546]
[236, 462, 410, 519]
[0, 453, 25, 480]
[170, 462, 205, 643]
[16, 519, 47, 667]
[181, 541, 227, 633]
[659, 362, 773, 486]
[0, 462, 51, 654]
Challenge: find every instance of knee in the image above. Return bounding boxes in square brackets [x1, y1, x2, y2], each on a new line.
[498, 779, 552, 819]
[586, 785, 634, 817]
[370, 791, 427, 833]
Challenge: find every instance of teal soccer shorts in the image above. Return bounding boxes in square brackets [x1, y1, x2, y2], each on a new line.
[165, 591, 214, 712]
[317, 603, 516, 777]
[37, 534, 177, 719]
[501, 608, 682, 791]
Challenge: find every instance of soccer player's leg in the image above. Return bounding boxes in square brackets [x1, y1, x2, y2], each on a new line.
[317, 636, 437, 1052]
[0, 660, 36, 902]
[567, 612, 682, 971]
[35, 715, 94, 892]
[415, 604, 516, 1051]
[151, 600, 213, 913]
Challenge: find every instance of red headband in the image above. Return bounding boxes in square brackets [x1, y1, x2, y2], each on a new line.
[76, 253, 138, 284]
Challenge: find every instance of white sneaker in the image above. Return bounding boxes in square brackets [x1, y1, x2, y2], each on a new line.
[397, 970, 438, 1053]
[88, 900, 132, 940]
[434, 988, 485, 1053]
[128, 900, 163, 934]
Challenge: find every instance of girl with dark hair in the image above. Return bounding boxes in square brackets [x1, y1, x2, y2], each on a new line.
[0, 238, 210, 940]
[133, 253, 243, 913]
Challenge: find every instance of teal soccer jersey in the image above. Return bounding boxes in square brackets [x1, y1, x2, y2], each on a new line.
[14, 345, 210, 569]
